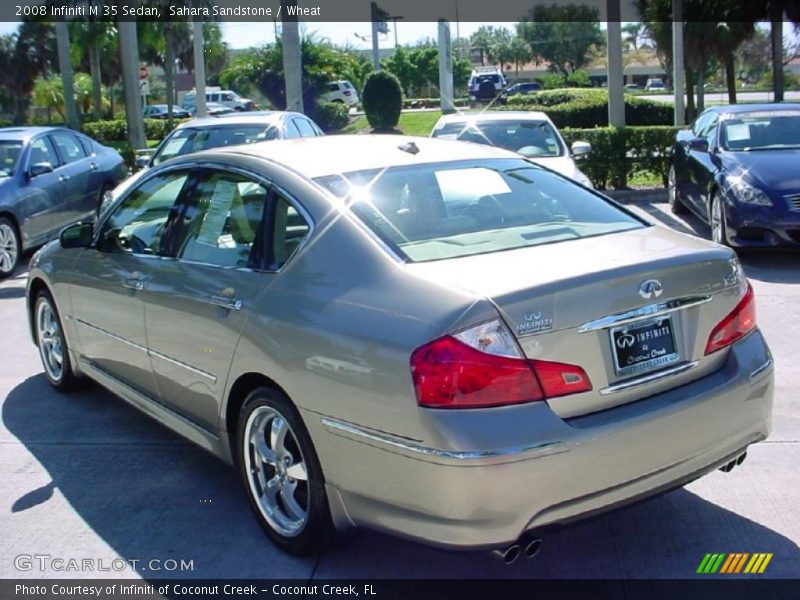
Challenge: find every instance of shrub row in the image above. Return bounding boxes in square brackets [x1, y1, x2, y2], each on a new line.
[504, 88, 673, 128]
[313, 101, 350, 133]
[82, 118, 187, 144]
[560, 126, 681, 189]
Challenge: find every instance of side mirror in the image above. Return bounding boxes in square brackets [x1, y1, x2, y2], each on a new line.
[134, 149, 155, 171]
[687, 137, 709, 152]
[60, 222, 94, 249]
[570, 141, 592, 157]
[28, 162, 54, 178]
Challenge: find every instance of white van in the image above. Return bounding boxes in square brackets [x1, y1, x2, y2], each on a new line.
[182, 87, 255, 112]
[321, 80, 359, 106]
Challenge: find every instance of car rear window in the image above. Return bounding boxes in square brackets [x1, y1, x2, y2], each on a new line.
[432, 120, 564, 158]
[0, 140, 23, 176]
[315, 159, 643, 262]
[153, 124, 278, 165]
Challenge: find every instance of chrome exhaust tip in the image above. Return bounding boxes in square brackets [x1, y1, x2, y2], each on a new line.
[492, 544, 521, 565]
[522, 536, 543, 559]
[737, 451, 747, 466]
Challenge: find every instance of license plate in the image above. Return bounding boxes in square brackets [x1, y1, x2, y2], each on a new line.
[610, 317, 678, 378]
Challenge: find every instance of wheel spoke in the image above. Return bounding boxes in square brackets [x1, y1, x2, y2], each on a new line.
[280, 485, 307, 521]
[254, 434, 277, 465]
[270, 417, 288, 456]
[286, 461, 307, 482]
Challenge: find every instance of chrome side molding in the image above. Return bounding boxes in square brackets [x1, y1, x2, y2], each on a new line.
[578, 296, 712, 333]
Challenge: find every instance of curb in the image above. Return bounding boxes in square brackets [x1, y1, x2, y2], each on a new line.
[604, 188, 668, 203]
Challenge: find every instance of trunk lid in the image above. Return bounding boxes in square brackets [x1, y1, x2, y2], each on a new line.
[405, 226, 743, 417]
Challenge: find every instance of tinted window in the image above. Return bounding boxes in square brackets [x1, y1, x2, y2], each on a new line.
[283, 121, 301, 139]
[51, 132, 87, 164]
[0, 140, 24, 176]
[100, 171, 189, 255]
[28, 137, 59, 169]
[294, 118, 317, 138]
[315, 159, 642, 262]
[327, 83, 339, 92]
[720, 111, 800, 151]
[269, 194, 311, 270]
[174, 171, 268, 268]
[153, 125, 275, 165]
[433, 120, 564, 158]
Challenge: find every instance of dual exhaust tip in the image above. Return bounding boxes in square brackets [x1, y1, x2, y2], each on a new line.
[719, 451, 747, 473]
[492, 534, 543, 565]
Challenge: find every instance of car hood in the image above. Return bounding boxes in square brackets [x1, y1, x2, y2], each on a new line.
[530, 155, 593, 188]
[723, 149, 800, 193]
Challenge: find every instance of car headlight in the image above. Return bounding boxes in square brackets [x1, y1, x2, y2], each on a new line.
[725, 177, 772, 206]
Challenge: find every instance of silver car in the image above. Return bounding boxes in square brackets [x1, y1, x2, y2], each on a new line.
[26, 135, 773, 560]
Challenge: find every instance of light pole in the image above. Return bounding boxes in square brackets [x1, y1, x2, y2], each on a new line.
[672, 0, 686, 125]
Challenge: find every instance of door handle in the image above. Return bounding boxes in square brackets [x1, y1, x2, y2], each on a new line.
[209, 295, 242, 311]
[89, 162, 98, 171]
[123, 272, 146, 290]
[58, 175, 70, 182]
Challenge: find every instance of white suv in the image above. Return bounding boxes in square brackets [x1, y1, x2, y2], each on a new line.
[182, 87, 255, 112]
[468, 67, 507, 103]
[321, 81, 359, 107]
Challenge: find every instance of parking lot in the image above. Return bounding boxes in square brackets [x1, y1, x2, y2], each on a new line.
[0, 199, 798, 580]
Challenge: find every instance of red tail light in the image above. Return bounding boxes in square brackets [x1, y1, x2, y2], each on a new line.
[705, 283, 756, 355]
[410, 319, 592, 409]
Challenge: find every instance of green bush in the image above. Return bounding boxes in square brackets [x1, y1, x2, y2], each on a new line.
[504, 88, 672, 128]
[314, 101, 350, 133]
[82, 118, 186, 144]
[362, 71, 403, 131]
[560, 125, 681, 189]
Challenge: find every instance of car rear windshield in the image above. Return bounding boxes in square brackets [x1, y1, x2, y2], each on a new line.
[720, 111, 800, 151]
[152, 124, 278, 165]
[0, 140, 23, 176]
[314, 159, 643, 262]
[433, 120, 565, 158]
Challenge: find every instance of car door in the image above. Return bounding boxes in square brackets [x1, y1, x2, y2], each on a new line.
[685, 113, 720, 219]
[69, 169, 191, 398]
[141, 166, 270, 431]
[49, 130, 96, 224]
[16, 135, 67, 245]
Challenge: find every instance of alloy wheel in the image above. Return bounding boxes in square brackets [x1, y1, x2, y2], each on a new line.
[243, 406, 309, 537]
[36, 297, 64, 383]
[711, 195, 725, 245]
[0, 222, 18, 276]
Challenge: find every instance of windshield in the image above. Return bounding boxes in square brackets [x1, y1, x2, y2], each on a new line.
[314, 159, 642, 262]
[721, 111, 800, 151]
[0, 140, 23, 176]
[433, 120, 564, 158]
[152, 124, 278, 165]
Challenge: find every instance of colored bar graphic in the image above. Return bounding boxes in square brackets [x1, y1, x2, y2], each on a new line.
[700, 552, 773, 574]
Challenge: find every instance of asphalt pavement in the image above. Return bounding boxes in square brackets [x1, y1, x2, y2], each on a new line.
[0, 201, 798, 580]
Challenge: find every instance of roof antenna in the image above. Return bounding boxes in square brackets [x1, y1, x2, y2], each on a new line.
[398, 141, 419, 155]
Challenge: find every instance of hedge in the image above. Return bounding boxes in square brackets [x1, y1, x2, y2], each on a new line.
[82, 118, 187, 144]
[560, 126, 681, 190]
[503, 88, 673, 128]
[313, 101, 350, 133]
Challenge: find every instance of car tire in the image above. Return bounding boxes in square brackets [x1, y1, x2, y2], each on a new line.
[236, 387, 335, 555]
[0, 216, 21, 279]
[35, 290, 81, 392]
[709, 191, 730, 247]
[668, 166, 689, 215]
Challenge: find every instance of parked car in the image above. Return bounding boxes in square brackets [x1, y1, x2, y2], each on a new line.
[624, 83, 641, 90]
[182, 86, 255, 112]
[431, 111, 594, 187]
[110, 112, 324, 205]
[143, 104, 192, 120]
[320, 80, 359, 107]
[668, 103, 800, 248]
[644, 79, 666, 92]
[502, 82, 543, 99]
[468, 67, 507, 103]
[189, 102, 236, 117]
[28, 135, 772, 559]
[0, 127, 124, 278]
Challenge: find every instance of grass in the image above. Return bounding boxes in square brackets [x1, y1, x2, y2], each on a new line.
[340, 110, 442, 137]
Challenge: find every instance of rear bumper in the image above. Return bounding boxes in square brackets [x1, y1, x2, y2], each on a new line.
[306, 330, 773, 550]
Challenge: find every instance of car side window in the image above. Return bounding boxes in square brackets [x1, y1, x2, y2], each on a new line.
[50, 132, 87, 165]
[294, 118, 317, 138]
[268, 192, 311, 270]
[173, 170, 269, 269]
[99, 171, 190, 256]
[283, 121, 301, 139]
[28, 137, 59, 169]
[701, 116, 719, 145]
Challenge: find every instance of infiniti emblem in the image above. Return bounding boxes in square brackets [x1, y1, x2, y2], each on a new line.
[616, 333, 636, 349]
[639, 279, 663, 300]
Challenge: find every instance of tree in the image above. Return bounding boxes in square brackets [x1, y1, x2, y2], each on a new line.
[470, 26, 495, 66]
[32, 75, 64, 121]
[622, 23, 645, 51]
[362, 70, 402, 131]
[749, 1, 800, 101]
[486, 28, 514, 73]
[509, 37, 533, 79]
[0, 21, 57, 123]
[517, 5, 604, 76]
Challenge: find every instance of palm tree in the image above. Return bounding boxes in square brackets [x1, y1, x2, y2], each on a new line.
[55, 21, 77, 127]
[622, 23, 644, 50]
[470, 26, 494, 66]
[509, 37, 533, 79]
